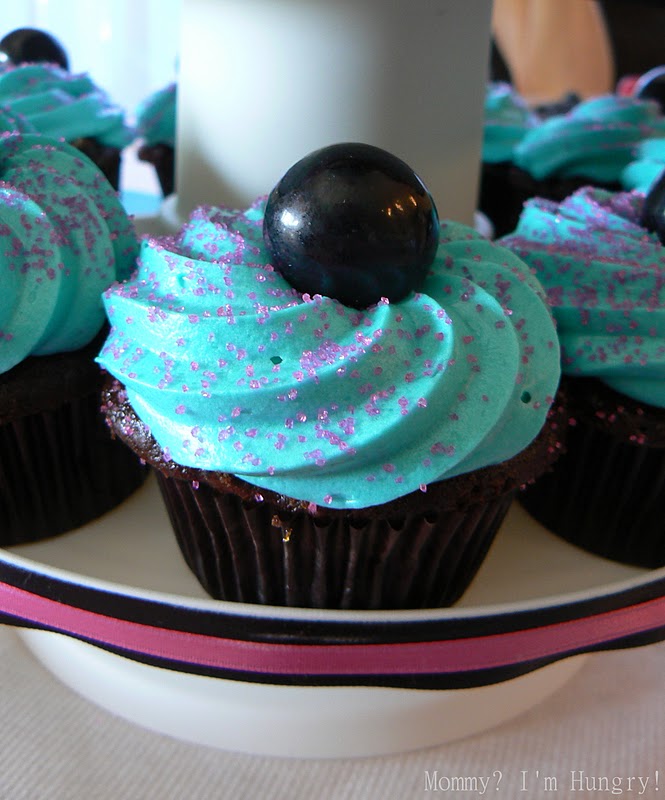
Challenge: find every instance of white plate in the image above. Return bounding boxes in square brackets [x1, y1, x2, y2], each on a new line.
[1, 476, 664, 759]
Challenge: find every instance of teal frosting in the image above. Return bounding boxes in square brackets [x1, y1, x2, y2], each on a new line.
[621, 136, 665, 193]
[97, 202, 560, 510]
[482, 82, 537, 164]
[0, 104, 36, 133]
[0, 63, 133, 147]
[499, 187, 665, 408]
[0, 133, 140, 374]
[514, 95, 665, 182]
[136, 82, 176, 147]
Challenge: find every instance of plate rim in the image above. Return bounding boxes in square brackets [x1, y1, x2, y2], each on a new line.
[2, 500, 665, 690]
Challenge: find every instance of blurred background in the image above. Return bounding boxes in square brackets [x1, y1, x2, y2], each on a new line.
[3, 0, 180, 112]
[5, 0, 665, 114]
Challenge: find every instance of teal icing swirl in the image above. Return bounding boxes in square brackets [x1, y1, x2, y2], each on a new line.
[482, 82, 537, 164]
[97, 201, 560, 510]
[136, 82, 176, 147]
[0, 133, 139, 374]
[514, 95, 665, 182]
[499, 187, 665, 408]
[0, 63, 133, 147]
[0, 104, 36, 133]
[622, 136, 665, 193]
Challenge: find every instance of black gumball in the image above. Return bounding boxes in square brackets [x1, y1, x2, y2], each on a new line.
[534, 91, 581, 119]
[633, 66, 665, 113]
[640, 168, 665, 243]
[262, 143, 440, 309]
[0, 28, 69, 70]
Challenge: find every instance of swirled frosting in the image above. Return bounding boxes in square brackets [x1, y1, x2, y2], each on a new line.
[499, 187, 665, 408]
[0, 63, 133, 147]
[136, 82, 176, 147]
[482, 82, 537, 164]
[98, 201, 559, 510]
[622, 136, 665, 193]
[514, 95, 665, 182]
[0, 104, 36, 133]
[0, 133, 139, 374]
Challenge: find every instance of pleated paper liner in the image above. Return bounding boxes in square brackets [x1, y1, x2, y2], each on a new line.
[137, 143, 175, 196]
[70, 136, 122, 191]
[520, 378, 665, 568]
[0, 388, 149, 545]
[156, 470, 515, 609]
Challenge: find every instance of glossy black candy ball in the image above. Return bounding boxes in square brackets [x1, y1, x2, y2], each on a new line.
[633, 66, 665, 113]
[641, 168, 665, 243]
[534, 91, 580, 119]
[263, 143, 440, 309]
[0, 28, 69, 70]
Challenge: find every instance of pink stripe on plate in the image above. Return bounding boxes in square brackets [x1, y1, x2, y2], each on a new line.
[1, 581, 664, 676]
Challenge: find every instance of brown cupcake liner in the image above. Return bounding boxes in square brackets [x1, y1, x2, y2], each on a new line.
[69, 137, 122, 191]
[479, 162, 526, 238]
[480, 162, 621, 239]
[0, 388, 148, 545]
[138, 143, 175, 197]
[506, 167, 621, 208]
[519, 380, 665, 568]
[155, 469, 515, 609]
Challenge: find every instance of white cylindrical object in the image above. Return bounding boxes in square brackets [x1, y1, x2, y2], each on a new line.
[176, 0, 492, 226]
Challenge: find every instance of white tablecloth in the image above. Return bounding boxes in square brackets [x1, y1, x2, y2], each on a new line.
[1, 626, 663, 800]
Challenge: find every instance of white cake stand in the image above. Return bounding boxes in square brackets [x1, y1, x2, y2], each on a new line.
[3, 477, 665, 758]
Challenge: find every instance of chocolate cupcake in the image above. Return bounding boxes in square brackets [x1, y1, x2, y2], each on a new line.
[507, 94, 665, 219]
[479, 82, 539, 238]
[500, 186, 665, 567]
[0, 133, 147, 544]
[97, 144, 563, 609]
[135, 82, 177, 197]
[0, 61, 134, 190]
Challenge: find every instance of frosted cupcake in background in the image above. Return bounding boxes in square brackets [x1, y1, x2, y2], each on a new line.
[0, 133, 147, 544]
[560, 68, 665, 197]
[135, 82, 177, 196]
[0, 29, 134, 190]
[479, 82, 539, 237]
[509, 94, 665, 208]
[98, 143, 564, 610]
[500, 184, 665, 567]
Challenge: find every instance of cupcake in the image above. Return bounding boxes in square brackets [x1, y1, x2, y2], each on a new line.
[97, 143, 563, 609]
[500, 186, 665, 567]
[135, 82, 176, 197]
[509, 94, 665, 211]
[479, 82, 539, 238]
[0, 62, 134, 190]
[0, 133, 147, 544]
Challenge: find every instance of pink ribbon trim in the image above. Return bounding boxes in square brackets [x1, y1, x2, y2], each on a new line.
[1, 581, 664, 675]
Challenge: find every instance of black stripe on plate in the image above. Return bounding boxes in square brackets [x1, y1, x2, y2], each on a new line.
[2, 556, 665, 645]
